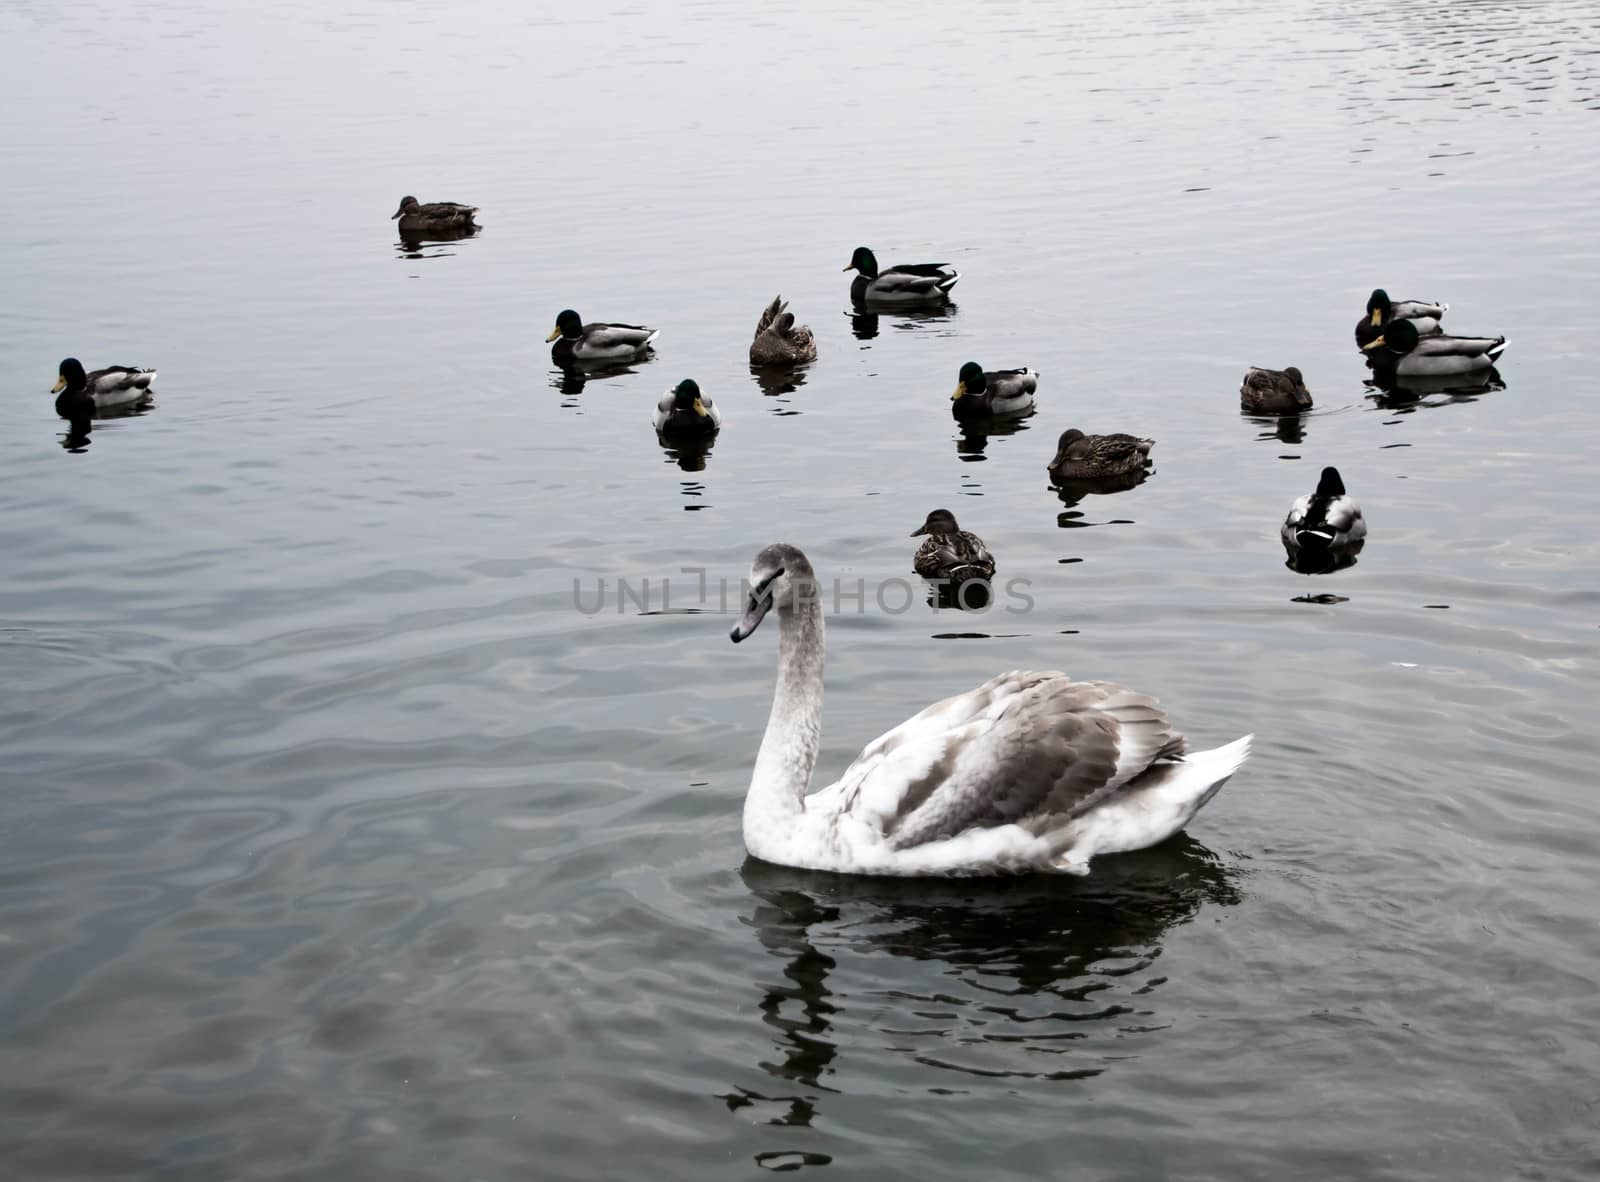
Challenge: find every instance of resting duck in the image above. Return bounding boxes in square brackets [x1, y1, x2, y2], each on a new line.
[1354, 288, 1447, 348]
[390, 195, 479, 233]
[1240, 366, 1312, 413]
[844, 246, 959, 306]
[951, 362, 1037, 422]
[652, 379, 721, 439]
[910, 510, 995, 587]
[749, 295, 817, 366]
[52, 357, 156, 424]
[1361, 318, 1506, 379]
[728, 543, 1252, 876]
[1282, 466, 1367, 556]
[547, 308, 659, 365]
[1048, 429, 1154, 482]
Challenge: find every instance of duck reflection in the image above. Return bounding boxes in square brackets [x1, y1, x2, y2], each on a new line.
[1366, 367, 1504, 411]
[549, 362, 647, 399]
[659, 435, 715, 473]
[750, 363, 810, 400]
[1284, 535, 1364, 575]
[59, 421, 91, 452]
[724, 841, 1239, 1124]
[1050, 468, 1150, 510]
[954, 415, 1032, 462]
[847, 302, 960, 342]
[1242, 411, 1307, 446]
[395, 225, 479, 259]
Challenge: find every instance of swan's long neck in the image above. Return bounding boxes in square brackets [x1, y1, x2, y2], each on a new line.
[745, 602, 825, 845]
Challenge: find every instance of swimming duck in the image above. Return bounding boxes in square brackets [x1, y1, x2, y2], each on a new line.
[547, 309, 659, 365]
[1361, 318, 1506, 379]
[844, 246, 959, 306]
[910, 510, 995, 587]
[652, 379, 721, 438]
[391, 195, 479, 233]
[1282, 466, 1367, 555]
[951, 362, 1037, 422]
[1354, 288, 1447, 348]
[728, 543, 1252, 876]
[1048, 429, 1154, 482]
[1240, 366, 1312, 413]
[749, 295, 817, 366]
[52, 357, 156, 423]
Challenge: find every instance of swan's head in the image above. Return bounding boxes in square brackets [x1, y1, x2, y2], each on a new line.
[952, 362, 986, 400]
[1361, 317, 1418, 357]
[1314, 466, 1347, 498]
[53, 358, 86, 394]
[392, 195, 420, 219]
[547, 309, 584, 343]
[844, 246, 878, 277]
[910, 509, 962, 538]
[730, 544, 818, 643]
[1366, 288, 1390, 325]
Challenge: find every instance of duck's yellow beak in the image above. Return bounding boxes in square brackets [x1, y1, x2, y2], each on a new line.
[1370, 308, 1382, 327]
[1361, 335, 1384, 352]
[950, 382, 965, 401]
[51, 376, 66, 393]
[545, 327, 562, 342]
[842, 263, 855, 272]
[693, 397, 708, 417]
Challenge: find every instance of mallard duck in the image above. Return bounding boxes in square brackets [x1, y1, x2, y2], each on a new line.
[52, 357, 156, 422]
[1361, 318, 1506, 379]
[1048, 429, 1153, 482]
[749, 295, 817, 366]
[910, 510, 995, 587]
[391, 195, 479, 233]
[728, 543, 1252, 876]
[844, 246, 958, 306]
[652, 379, 721, 438]
[1354, 288, 1447, 348]
[1282, 466, 1367, 555]
[951, 362, 1037, 422]
[547, 309, 659, 365]
[1240, 366, 1312, 413]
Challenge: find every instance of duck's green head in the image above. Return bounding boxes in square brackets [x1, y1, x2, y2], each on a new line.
[911, 508, 960, 538]
[1315, 466, 1346, 498]
[547, 309, 583, 342]
[673, 378, 709, 416]
[1362, 317, 1418, 357]
[844, 246, 879, 278]
[53, 357, 85, 394]
[951, 361, 986, 400]
[392, 195, 419, 219]
[1365, 288, 1393, 327]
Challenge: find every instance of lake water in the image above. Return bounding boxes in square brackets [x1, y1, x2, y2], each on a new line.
[3, 0, 1599, 1177]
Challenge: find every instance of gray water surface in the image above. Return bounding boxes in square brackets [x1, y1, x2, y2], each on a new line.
[3, 0, 1599, 1178]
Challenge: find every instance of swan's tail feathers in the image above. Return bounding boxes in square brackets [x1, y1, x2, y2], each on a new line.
[1181, 734, 1253, 811]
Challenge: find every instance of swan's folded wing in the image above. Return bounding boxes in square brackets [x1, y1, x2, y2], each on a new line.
[832, 674, 1184, 850]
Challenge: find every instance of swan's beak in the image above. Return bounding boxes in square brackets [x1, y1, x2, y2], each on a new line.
[51, 376, 66, 393]
[546, 327, 562, 343]
[1369, 308, 1382, 327]
[950, 382, 965, 401]
[1361, 335, 1384, 352]
[729, 592, 772, 643]
[693, 397, 708, 418]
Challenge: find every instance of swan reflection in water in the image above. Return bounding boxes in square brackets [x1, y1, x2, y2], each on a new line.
[721, 839, 1241, 1133]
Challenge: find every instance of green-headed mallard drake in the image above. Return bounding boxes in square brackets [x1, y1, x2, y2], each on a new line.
[844, 246, 959, 306]
[391, 195, 479, 233]
[749, 295, 817, 366]
[1361, 318, 1506, 379]
[910, 509, 995, 586]
[52, 357, 156, 423]
[1282, 465, 1367, 557]
[1354, 288, 1447, 348]
[547, 308, 659, 365]
[1240, 366, 1312, 413]
[1047, 428, 1153, 482]
[652, 379, 721, 439]
[951, 362, 1037, 423]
